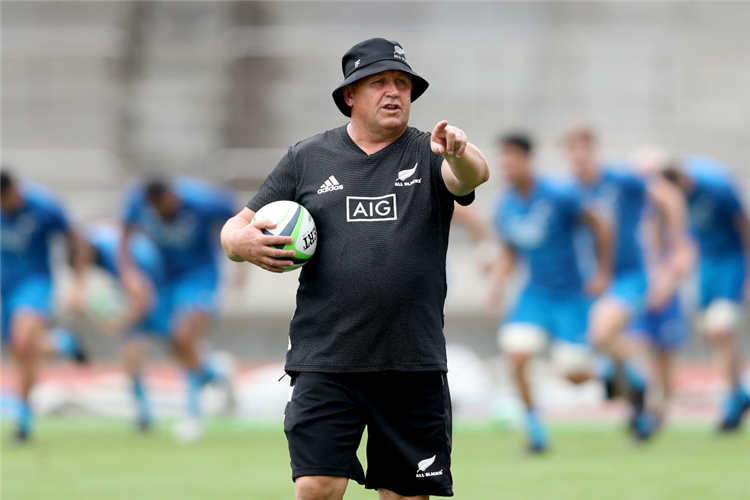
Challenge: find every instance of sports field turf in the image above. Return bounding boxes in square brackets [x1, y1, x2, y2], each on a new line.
[2, 418, 748, 500]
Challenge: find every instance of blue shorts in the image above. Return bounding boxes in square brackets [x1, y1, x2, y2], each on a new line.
[131, 267, 219, 340]
[505, 287, 591, 345]
[631, 294, 689, 351]
[699, 254, 746, 309]
[605, 269, 648, 316]
[1, 276, 53, 343]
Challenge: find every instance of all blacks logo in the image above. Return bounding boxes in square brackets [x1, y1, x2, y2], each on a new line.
[346, 194, 397, 222]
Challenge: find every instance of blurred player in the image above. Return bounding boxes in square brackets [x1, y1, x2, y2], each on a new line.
[1, 170, 89, 441]
[120, 176, 237, 441]
[630, 147, 694, 421]
[661, 156, 750, 432]
[79, 221, 165, 431]
[562, 124, 688, 440]
[486, 133, 612, 452]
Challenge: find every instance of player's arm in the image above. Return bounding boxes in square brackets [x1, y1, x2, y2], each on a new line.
[118, 224, 138, 273]
[220, 207, 297, 273]
[431, 121, 490, 196]
[579, 209, 613, 297]
[485, 242, 517, 313]
[646, 177, 692, 307]
[109, 266, 153, 335]
[66, 229, 92, 314]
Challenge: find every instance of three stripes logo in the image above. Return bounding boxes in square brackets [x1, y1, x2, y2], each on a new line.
[317, 175, 344, 195]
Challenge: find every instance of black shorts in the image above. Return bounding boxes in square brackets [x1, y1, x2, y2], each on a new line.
[284, 371, 453, 497]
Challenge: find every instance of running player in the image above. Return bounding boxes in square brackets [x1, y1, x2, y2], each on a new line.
[1, 170, 89, 442]
[661, 156, 750, 432]
[120, 176, 237, 440]
[486, 133, 612, 452]
[630, 147, 695, 421]
[222, 38, 488, 500]
[79, 221, 165, 431]
[562, 124, 688, 440]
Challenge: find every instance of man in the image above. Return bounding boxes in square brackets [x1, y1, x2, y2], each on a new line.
[630, 147, 695, 422]
[221, 38, 488, 500]
[1, 170, 88, 442]
[661, 156, 750, 432]
[485, 133, 612, 452]
[562, 124, 688, 439]
[121, 176, 237, 440]
[79, 222, 165, 431]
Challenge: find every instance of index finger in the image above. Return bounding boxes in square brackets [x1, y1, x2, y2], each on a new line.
[433, 120, 448, 134]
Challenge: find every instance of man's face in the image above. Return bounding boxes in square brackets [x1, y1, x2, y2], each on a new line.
[499, 143, 531, 185]
[346, 70, 412, 133]
[565, 137, 597, 178]
[0, 186, 23, 213]
[148, 191, 180, 219]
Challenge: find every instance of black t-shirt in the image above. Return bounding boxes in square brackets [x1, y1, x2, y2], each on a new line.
[247, 125, 474, 373]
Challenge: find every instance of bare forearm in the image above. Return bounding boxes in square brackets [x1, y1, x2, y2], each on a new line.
[444, 144, 489, 195]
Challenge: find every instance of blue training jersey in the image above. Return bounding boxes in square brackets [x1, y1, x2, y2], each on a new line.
[121, 177, 237, 279]
[684, 156, 745, 259]
[87, 223, 164, 285]
[577, 164, 646, 275]
[1, 182, 71, 289]
[494, 177, 586, 294]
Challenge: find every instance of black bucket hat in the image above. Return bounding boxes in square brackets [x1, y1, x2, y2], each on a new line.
[332, 38, 429, 117]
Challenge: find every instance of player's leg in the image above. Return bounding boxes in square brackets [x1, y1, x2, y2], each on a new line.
[378, 490, 427, 500]
[295, 477, 349, 500]
[8, 310, 46, 441]
[285, 373, 366, 500]
[704, 299, 749, 432]
[123, 335, 151, 431]
[551, 293, 596, 386]
[499, 323, 549, 452]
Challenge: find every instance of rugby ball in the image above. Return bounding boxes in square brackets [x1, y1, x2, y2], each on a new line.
[252, 200, 317, 271]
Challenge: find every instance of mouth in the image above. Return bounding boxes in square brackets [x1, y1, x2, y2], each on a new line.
[382, 103, 401, 112]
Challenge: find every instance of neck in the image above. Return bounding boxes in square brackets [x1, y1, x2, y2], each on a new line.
[346, 120, 406, 155]
[579, 163, 599, 185]
[515, 174, 534, 196]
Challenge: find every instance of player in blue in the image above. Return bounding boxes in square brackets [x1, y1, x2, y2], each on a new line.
[562, 124, 688, 440]
[630, 147, 695, 423]
[1, 170, 89, 442]
[120, 176, 238, 440]
[661, 156, 750, 432]
[486, 133, 613, 452]
[79, 222, 166, 431]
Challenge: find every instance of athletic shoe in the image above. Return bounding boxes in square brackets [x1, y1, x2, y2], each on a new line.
[630, 410, 660, 442]
[137, 414, 152, 433]
[13, 426, 30, 444]
[718, 387, 750, 433]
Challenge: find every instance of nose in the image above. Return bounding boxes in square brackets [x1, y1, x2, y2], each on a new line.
[384, 80, 399, 97]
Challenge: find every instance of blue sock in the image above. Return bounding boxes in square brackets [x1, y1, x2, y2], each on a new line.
[200, 361, 219, 385]
[50, 328, 78, 359]
[18, 399, 33, 435]
[596, 357, 615, 382]
[624, 362, 646, 392]
[132, 374, 151, 424]
[186, 369, 204, 418]
[525, 408, 548, 447]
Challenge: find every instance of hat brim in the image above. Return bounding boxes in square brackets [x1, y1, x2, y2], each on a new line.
[332, 59, 429, 117]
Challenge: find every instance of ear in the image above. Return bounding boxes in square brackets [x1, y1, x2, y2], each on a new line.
[343, 85, 355, 107]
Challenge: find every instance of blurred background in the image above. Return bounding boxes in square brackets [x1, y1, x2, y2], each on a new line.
[1, 2, 749, 498]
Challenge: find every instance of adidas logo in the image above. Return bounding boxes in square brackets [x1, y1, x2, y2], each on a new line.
[317, 175, 344, 194]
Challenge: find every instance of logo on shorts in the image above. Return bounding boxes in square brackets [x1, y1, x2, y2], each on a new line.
[415, 455, 443, 478]
[395, 162, 421, 187]
[346, 194, 397, 222]
[317, 175, 344, 195]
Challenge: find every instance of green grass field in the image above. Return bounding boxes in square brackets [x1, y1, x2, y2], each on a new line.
[2, 418, 749, 500]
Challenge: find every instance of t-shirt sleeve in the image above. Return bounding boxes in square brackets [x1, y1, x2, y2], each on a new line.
[46, 196, 71, 234]
[428, 144, 476, 207]
[719, 182, 744, 216]
[621, 170, 647, 197]
[204, 185, 238, 221]
[246, 148, 301, 212]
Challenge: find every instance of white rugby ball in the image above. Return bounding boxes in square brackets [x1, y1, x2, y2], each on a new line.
[252, 200, 317, 271]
